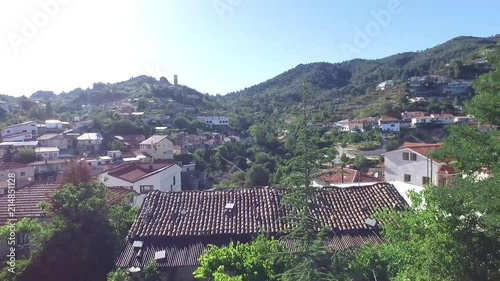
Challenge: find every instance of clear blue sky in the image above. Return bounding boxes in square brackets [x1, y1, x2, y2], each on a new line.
[1, 0, 499, 96]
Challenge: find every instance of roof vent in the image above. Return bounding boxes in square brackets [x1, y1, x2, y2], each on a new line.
[136, 249, 143, 260]
[128, 267, 141, 273]
[132, 240, 144, 249]
[180, 210, 187, 215]
[154, 250, 166, 260]
[225, 203, 235, 210]
[365, 218, 377, 227]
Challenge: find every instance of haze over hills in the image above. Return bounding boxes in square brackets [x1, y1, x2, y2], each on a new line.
[1, 35, 498, 127]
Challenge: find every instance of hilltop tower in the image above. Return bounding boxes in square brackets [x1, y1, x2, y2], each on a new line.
[174, 75, 178, 86]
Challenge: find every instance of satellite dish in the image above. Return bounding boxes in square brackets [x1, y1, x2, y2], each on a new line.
[128, 267, 141, 273]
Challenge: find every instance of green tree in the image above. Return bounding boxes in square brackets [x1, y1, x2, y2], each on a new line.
[194, 236, 286, 281]
[352, 155, 368, 169]
[14, 148, 40, 164]
[107, 269, 129, 281]
[137, 98, 148, 111]
[246, 164, 270, 186]
[108, 139, 126, 151]
[45, 101, 53, 118]
[249, 125, 268, 145]
[174, 116, 190, 130]
[144, 260, 160, 281]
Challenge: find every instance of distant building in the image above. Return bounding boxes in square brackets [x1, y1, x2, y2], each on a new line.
[376, 80, 394, 91]
[383, 142, 460, 187]
[196, 116, 230, 126]
[401, 111, 425, 122]
[378, 117, 400, 132]
[35, 147, 60, 160]
[1, 121, 38, 140]
[77, 133, 103, 154]
[174, 75, 178, 86]
[97, 162, 182, 207]
[139, 135, 174, 160]
[444, 81, 472, 95]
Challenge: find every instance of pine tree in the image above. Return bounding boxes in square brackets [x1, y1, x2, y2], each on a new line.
[278, 84, 334, 281]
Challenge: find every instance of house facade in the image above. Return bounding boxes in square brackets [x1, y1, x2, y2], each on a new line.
[196, 116, 230, 126]
[35, 147, 60, 160]
[1, 121, 38, 139]
[139, 135, 174, 160]
[98, 163, 182, 207]
[0, 162, 35, 187]
[37, 134, 69, 150]
[401, 111, 424, 122]
[383, 142, 460, 187]
[77, 133, 103, 153]
[378, 117, 400, 132]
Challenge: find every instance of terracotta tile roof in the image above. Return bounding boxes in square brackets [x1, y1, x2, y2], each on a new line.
[379, 117, 399, 122]
[117, 184, 404, 269]
[400, 142, 443, 156]
[116, 234, 384, 269]
[0, 162, 30, 171]
[105, 163, 175, 183]
[128, 183, 406, 238]
[317, 167, 380, 184]
[108, 186, 140, 197]
[0, 183, 59, 226]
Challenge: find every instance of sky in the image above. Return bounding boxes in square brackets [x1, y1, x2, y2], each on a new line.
[0, 0, 499, 97]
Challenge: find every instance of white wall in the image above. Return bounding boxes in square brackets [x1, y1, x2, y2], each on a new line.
[384, 149, 442, 187]
[379, 122, 400, 132]
[140, 138, 174, 160]
[98, 165, 182, 207]
[2, 122, 38, 137]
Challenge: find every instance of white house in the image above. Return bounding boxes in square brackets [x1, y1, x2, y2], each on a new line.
[0, 101, 9, 112]
[378, 117, 400, 132]
[411, 116, 436, 127]
[2, 132, 32, 142]
[45, 120, 63, 130]
[139, 135, 174, 160]
[444, 81, 471, 95]
[376, 80, 394, 91]
[77, 133, 103, 153]
[383, 142, 460, 187]
[35, 147, 60, 160]
[98, 163, 182, 207]
[1, 121, 38, 140]
[430, 114, 455, 125]
[196, 116, 230, 126]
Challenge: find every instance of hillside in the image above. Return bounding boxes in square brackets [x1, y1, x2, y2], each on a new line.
[219, 35, 500, 125]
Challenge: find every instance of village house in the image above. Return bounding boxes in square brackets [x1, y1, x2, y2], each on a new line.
[114, 135, 146, 150]
[1, 131, 32, 142]
[401, 111, 425, 122]
[430, 113, 455, 125]
[1, 121, 38, 140]
[196, 116, 230, 126]
[37, 133, 70, 150]
[376, 80, 394, 91]
[0, 162, 35, 188]
[349, 118, 374, 132]
[97, 162, 182, 207]
[383, 142, 461, 187]
[444, 81, 472, 95]
[139, 135, 174, 160]
[31, 159, 70, 181]
[378, 117, 400, 132]
[35, 147, 60, 160]
[77, 133, 103, 154]
[0, 183, 59, 261]
[454, 116, 475, 124]
[115, 183, 407, 280]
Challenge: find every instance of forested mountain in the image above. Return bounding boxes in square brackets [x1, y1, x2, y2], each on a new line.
[218, 35, 500, 127]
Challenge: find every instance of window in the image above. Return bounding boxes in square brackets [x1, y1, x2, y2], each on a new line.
[22, 130, 26, 133]
[422, 176, 430, 185]
[20, 172, 25, 176]
[402, 152, 409, 160]
[140, 185, 154, 194]
[410, 153, 417, 161]
[391, 124, 395, 127]
[404, 174, 411, 182]
[173, 176, 176, 186]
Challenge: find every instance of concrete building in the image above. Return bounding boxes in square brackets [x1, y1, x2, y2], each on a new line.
[196, 116, 230, 126]
[383, 142, 460, 187]
[139, 135, 174, 160]
[98, 162, 182, 207]
[1, 121, 38, 140]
